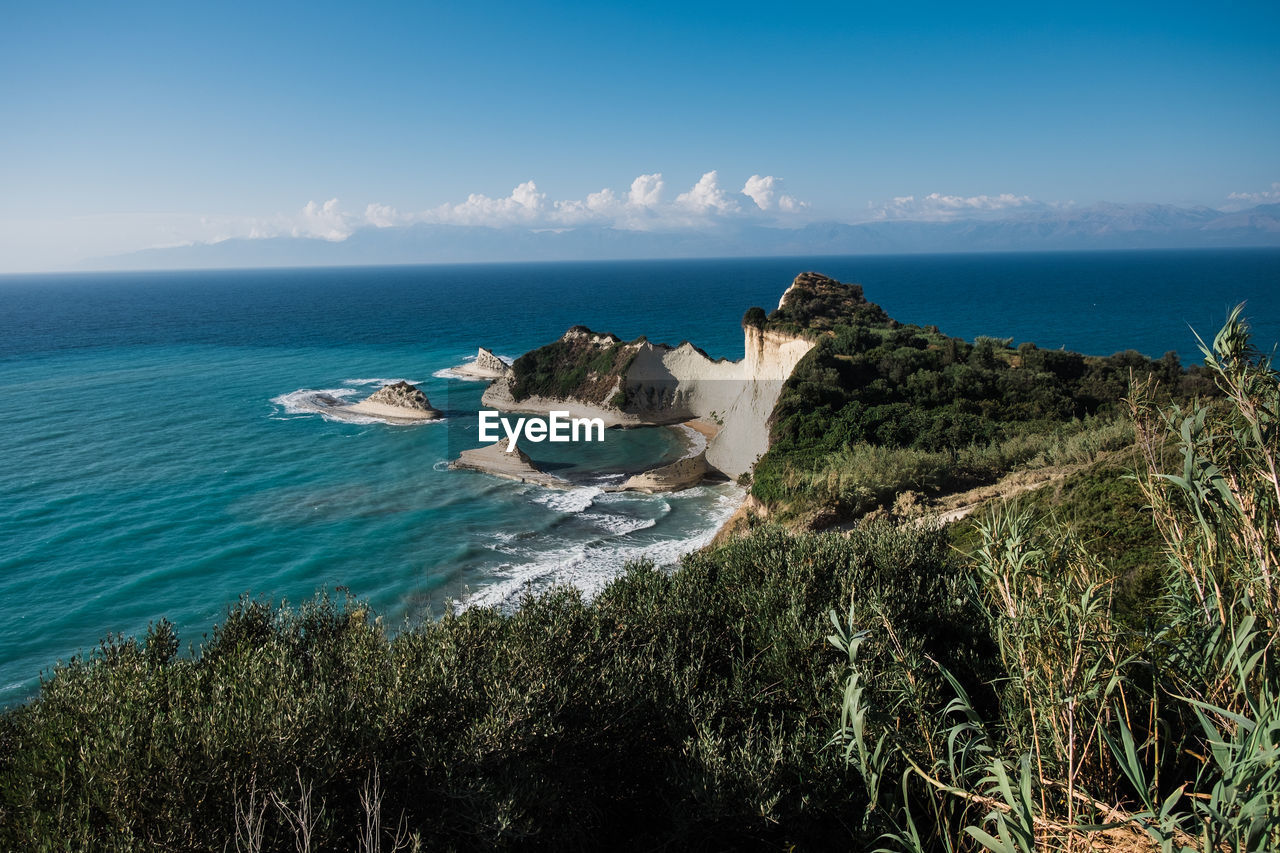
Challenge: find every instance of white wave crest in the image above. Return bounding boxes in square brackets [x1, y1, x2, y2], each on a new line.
[582, 512, 659, 536]
[342, 377, 422, 387]
[270, 388, 374, 423]
[432, 367, 481, 380]
[270, 387, 443, 426]
[671, 423, 708, 459]
[462, 485, 744, 611]
[529, 486, 602, 514]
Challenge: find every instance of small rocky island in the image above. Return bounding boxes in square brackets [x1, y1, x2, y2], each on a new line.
[449, 347, 511, 380]
[448, 441, 571, 489]
[343, 380, 442, 423]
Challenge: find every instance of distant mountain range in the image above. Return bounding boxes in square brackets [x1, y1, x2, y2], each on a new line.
[89, 202, 1280, 270]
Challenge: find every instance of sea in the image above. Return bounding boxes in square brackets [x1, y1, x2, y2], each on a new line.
[2, 249, 1278, 706]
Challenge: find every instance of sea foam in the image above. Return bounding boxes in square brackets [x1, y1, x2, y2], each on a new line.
[462, 483, 743, 611]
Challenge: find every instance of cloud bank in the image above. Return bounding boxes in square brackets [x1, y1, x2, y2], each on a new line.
[11, 173, 1278, 273]
[1225, 182, 1280, 208]
[298, 171, 811, 239]
[866, 192, 1053, 221]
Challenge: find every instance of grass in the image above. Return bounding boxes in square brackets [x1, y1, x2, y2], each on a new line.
[763, 415, 1137, 524]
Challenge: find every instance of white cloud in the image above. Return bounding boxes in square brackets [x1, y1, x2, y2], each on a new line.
[1226, 182, 1280, 206]
[741, 174, 806, 212]
[587, 188, 619, 211]
[676, 171, 738, 213]
[867, 191, 1042, 221]
[552, 187, 629, 225]
[511, 180, 544, 210]
[364, 203, 402, 228]
[627, 173, 664, 208]
[425, 180, 548, 227]
[372, 170, 803, 232]
[295, 198, 353, 240]
[742, 174, 777, 209]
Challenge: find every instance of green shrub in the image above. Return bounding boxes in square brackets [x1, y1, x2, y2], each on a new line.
[0, 523, 977, 851]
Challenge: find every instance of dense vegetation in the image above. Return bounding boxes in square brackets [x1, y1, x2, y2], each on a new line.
[2, 279, 1275, 851]
[0, 522, 980, 850]
[948, 450, 1170, 623]
[508, 327, 639, 404]
[760, 271, 893, 338]
[749, 275, 1215, 522]
[825, 309, 1279, 850]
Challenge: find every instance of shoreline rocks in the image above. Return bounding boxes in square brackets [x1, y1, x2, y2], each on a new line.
[614, 450, 712, 494]
[448, 441, 571, 489]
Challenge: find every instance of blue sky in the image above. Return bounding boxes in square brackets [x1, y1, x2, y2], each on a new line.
[1, 0, 1277, 270]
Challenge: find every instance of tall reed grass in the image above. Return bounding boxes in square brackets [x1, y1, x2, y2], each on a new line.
[831, 306, 1279, 851]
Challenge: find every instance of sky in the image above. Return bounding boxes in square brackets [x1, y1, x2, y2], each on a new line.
[1, 0, 1277, 271]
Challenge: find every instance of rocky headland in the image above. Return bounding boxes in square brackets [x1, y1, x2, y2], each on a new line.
[477, 274, 841, 483]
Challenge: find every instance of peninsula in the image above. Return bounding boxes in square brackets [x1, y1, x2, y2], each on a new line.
[460, 273, 843, 490]
[453, 270, 1207, 531]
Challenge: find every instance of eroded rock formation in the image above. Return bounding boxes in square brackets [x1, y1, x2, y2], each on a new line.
[366, 381, 439, 413]
[452, 348, 511, 380]
[617, 451, 712, 494]
[448, 441, 570, 489]
[342, 380, 443, 422]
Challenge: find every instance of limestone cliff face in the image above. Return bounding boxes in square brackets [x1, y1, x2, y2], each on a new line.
[449, 347, 511, 380]
[743, 326, 814, 380]
[705, 326, 814, 477]
[480, 274, 837, 479]
[473, 348, 509, 376]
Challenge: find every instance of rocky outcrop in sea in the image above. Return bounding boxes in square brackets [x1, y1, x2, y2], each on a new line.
[449, 348, 511, 380]
[365, 381, 439, 412]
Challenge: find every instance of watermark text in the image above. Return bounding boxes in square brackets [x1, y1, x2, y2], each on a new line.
[478, 410, 606, 451]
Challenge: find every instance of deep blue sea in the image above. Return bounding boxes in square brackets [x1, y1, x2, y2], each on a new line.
[2, 249, 1278, 705]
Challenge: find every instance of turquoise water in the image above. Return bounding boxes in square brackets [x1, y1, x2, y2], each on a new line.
[2, 250, 1278, 705]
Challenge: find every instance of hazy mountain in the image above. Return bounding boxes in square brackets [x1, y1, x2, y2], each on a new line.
[88, 203, 1280, 271]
